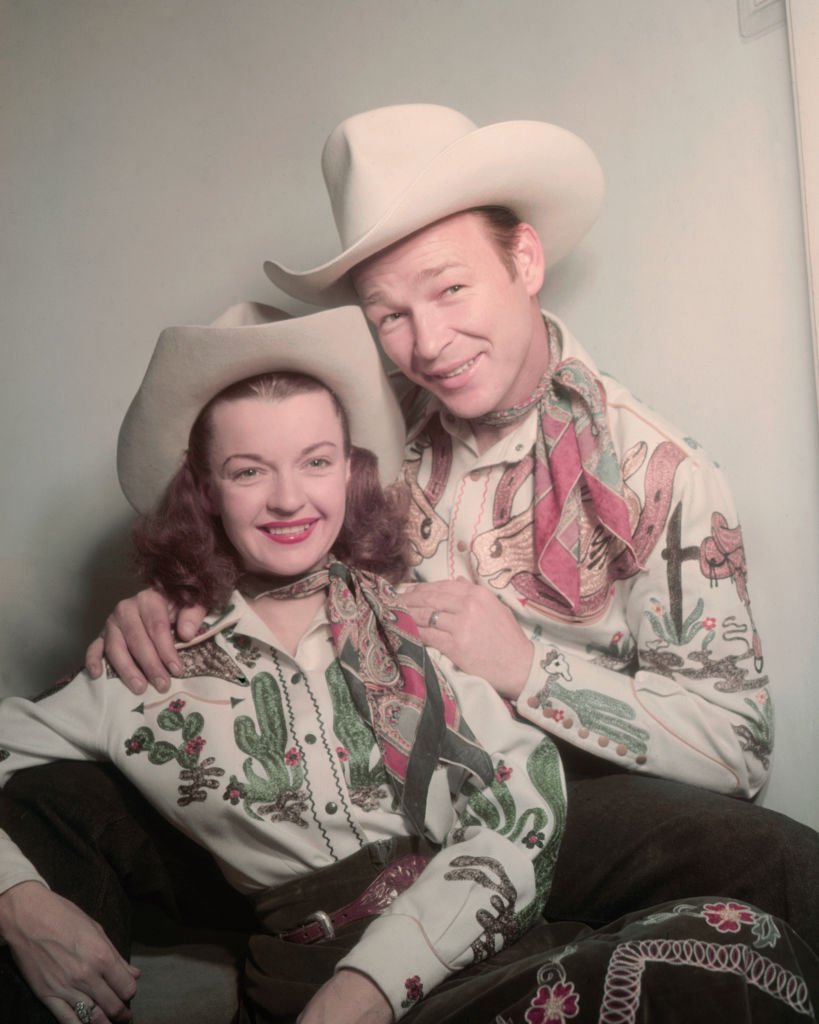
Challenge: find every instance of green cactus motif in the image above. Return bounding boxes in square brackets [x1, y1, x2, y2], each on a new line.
[546, 680, 650, 754]
[646, 595, 707, 648]
[231, 671, 308, 825]
[455, 737, 564, 932]
[326, 661, 388, 809]
[123, 701, 222, 805]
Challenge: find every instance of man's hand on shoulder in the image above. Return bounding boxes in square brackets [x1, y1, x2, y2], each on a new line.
[84, 588, 207, 695]
[402, 578, 534, 698]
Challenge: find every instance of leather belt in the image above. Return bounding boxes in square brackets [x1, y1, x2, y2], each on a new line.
[279, 852, 430, 944]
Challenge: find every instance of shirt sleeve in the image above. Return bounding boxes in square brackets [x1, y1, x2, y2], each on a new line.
[515, 453, 772, 797]
[0, 671, 111, 895]
[337, 659, 565, 1020]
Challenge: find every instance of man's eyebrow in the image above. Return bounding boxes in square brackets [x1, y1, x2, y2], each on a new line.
[359, 262, 467, 307]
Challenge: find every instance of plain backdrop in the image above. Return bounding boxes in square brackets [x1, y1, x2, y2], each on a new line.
[2, 0, 817, 829]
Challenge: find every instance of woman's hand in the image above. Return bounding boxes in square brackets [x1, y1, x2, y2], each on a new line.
[84, 588, 207, 694]
[401, 578, 534, 699]
[297, 969, 393, 1024]
[0, 882, 140, 1023]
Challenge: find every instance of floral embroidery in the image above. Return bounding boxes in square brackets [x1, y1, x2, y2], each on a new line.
[702, 901, 756, 933]
[223, 778, 247, 805]
[523, 829, 546, 849]
[285, 747, 301, 766]
[400, 974, 424, 1009]
[169, 699, 186, 713]
[124, 735, 147, 756]
[495, 762, 513, 783]
[525, 980, 580, 1023]
[336, 746, 349, 762]
[185, 736, 206, 757]
[702, 617, 717, 632]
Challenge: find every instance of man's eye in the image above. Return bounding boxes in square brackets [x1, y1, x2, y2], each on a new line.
[381, 312, 403, 327]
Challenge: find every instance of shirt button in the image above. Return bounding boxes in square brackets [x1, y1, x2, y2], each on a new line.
[457, 541, 468, 553]
[290, 672, 304, 685]
[305, 734, 317, 744]
[325, 802, 338, 815]
[469, 470, 481, 482]
[515, 443, 525, 452]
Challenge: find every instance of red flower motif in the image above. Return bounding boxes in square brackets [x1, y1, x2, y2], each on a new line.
[611, 631, 624, 645]
[495, 763, 513, 783]
[402, 975, 424, 1005]
[525, 980, 580, 1023]
[552, 709, 565, 722]
[336, 747, 349, 762]
[285, 747, 302, 766]
[702, 901, 756, 933]
[184, 736, 206, 756]
[169, 699, 186, 713]
[702, 617, 717, 632]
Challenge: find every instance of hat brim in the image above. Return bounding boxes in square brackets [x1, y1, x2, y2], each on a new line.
[118, 303, 406, 514]
[264, 119, 604, 307]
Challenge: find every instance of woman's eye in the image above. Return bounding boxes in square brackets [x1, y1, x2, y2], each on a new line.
[233, 468, 259, 480]
[445, 284, 463, 295]
[307, 457, 331, 469]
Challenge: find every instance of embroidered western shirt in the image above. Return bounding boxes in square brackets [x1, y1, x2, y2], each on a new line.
[400, 311, 772, 797]
[0, 591, 565, 1020]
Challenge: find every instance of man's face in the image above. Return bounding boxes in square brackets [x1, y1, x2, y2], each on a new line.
[353, 211, 547, 420]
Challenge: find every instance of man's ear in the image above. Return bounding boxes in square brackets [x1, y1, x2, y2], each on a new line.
[513, 222, 546, 297]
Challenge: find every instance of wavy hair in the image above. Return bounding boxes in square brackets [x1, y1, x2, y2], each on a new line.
[132, 373, 409, 610]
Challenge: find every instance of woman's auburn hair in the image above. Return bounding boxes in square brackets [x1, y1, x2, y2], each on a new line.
[132, 372, 410, 610]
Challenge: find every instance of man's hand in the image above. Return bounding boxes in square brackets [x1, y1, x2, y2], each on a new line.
[297, 968, 393, 1024]
[402, 578, 533, 699]
[84, 588, 207, 694]
[0, 881, 140, 1023]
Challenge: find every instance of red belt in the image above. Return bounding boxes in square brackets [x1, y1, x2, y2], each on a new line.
[279, 852, 430, 944]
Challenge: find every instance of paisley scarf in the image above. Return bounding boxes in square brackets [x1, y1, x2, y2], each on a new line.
[476, 318, 641, 612]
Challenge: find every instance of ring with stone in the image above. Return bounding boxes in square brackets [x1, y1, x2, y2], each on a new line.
[74, 1000, 95, 1024]
[428, 609, 440, 628]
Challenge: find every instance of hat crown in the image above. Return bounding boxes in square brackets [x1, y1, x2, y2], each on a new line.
[322, 104, 478, 249]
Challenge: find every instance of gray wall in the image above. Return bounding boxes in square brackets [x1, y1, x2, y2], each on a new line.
[2, 0, 817, 828]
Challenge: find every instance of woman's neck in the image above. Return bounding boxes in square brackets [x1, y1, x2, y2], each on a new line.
[250, 589, 326, 657]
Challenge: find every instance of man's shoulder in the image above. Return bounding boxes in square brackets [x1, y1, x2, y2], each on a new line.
[601, 370, 717, 471]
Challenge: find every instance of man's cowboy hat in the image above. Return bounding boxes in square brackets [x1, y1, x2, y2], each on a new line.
[264, 103, 604, 306]
[118, 302, 406, 514]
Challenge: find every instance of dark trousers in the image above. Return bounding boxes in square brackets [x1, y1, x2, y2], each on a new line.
[1, 758, 818, 1020]
[551, 760, 819, 954]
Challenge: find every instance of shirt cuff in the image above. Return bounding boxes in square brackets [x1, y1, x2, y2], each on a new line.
[336, 913, 453, 1020]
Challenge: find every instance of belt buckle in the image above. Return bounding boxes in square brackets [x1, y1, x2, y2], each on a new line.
[305, 909, 335, 941]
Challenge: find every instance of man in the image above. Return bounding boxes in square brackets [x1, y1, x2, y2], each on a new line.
[89, 104, 818, 948]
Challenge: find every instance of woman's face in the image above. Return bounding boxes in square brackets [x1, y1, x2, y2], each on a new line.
[206, 389, 350, 578]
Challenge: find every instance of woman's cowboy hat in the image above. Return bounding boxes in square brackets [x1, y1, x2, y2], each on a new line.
[118, 302, 406, 514]
[264, 103, 605, 306]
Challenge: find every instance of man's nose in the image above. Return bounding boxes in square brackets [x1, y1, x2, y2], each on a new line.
[413, 307, 449, 362]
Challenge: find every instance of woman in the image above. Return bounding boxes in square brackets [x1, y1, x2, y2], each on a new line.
[0, 303, 566, 1024]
